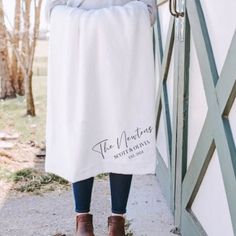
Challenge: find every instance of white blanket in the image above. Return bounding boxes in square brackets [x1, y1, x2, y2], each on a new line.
[45, 1, 158, 183]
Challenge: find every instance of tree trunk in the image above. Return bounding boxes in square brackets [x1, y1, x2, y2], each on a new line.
[11, 0, 22, 94]
[24, 0, 43, 116]
[26, 70, 35, 115]
[0, 0, 15, 99]
[22, 0, 34, 115]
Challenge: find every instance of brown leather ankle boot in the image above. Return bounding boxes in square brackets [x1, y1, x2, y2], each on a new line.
[107, 215, 125, 236]
[75, 213, 95, 236]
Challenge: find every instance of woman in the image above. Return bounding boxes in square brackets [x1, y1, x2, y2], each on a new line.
[45, 1, 157, 235]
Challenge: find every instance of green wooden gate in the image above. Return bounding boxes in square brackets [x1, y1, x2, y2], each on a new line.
[154, 0, 236, 235]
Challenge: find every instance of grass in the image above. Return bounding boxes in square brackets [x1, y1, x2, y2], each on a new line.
[125, 218, 134, 236]
[8, 167, 69, 193]
[0, 75, 47, 144]
[0, 74, 53, 194]
[0, 42, 74, 197]
[96, 172, 109, 179]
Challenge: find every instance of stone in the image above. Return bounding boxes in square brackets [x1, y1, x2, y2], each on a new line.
[0, 131, 19, 140]
[0, 141, 14, 149]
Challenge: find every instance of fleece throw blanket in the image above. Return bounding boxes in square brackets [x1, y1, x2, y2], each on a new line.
[45, 1, 157, 183]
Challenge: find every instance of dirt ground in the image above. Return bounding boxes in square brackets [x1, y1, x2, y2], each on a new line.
[0, 139, 70, 202]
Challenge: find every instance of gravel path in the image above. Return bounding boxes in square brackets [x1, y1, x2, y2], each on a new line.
[0, 174, 175, 236]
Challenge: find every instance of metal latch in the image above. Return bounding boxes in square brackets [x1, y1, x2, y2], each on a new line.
[169, 0, 184, 17]
[171, 0, 185, 42]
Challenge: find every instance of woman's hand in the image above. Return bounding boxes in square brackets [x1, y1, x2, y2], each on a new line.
[138, 0, 157, 26]
[45, 0, 68, 23]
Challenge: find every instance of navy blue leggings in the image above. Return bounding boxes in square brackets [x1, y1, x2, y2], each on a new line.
[72, 173, 133, 214]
